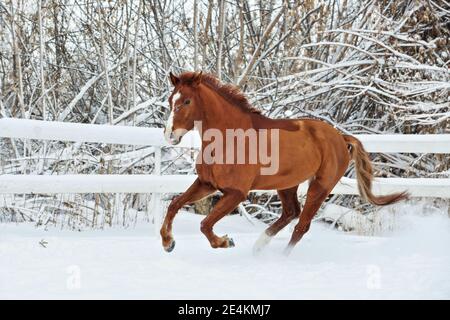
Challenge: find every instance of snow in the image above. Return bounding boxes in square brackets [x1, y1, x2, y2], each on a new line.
[1, 209, 449, 299]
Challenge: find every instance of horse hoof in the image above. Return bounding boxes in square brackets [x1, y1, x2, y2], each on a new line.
[164, 240, 176, 253]
[253, 232, 271, 255]
[252, 246, 262, 256]
[228, 237, 235, 248]
[283, 245, 293, 257]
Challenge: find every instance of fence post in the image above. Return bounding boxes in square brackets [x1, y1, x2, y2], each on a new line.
[151, 146, 163, 239]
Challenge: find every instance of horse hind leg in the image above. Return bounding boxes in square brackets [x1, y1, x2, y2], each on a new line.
[253, 185, 300, 255]
[284, 176, 335, 256]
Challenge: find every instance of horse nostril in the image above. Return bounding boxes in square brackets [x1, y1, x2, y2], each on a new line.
[168, 132, 181, 145]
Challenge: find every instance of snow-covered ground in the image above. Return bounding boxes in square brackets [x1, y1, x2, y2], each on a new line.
[1, 208, 449, 299]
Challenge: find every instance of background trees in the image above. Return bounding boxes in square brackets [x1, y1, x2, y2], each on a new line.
[0, 0, 448, 228]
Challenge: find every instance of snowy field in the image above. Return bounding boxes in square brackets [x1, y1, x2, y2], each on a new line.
[1, 208, 449, 300]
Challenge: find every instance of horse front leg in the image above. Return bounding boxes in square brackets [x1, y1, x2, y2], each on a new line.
[160, 178, 216, 252]
[200, 188, 246, 249]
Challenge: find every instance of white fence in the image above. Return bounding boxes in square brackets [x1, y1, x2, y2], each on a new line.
[1, 118, 449, 228]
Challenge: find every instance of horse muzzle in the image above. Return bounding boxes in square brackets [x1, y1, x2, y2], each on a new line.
[164, 128, 183, 145]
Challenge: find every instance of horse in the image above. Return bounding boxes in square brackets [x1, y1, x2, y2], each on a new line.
[160, 71, 408, 255]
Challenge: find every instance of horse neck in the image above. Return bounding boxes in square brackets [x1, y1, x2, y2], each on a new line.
[197, 86, 253, 132]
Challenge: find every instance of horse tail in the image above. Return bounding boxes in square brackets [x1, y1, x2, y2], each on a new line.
[343, 135, 409, 206]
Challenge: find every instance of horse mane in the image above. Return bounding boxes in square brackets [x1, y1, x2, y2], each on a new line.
[178, 72, 261, 114]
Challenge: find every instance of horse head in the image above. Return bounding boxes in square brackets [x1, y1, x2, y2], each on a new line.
[164, 71, 203, 145]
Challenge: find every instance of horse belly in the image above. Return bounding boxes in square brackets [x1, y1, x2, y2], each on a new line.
[251, 130, 321, 190]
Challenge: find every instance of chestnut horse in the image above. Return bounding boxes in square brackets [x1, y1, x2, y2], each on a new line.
[160, 71, 408, 255]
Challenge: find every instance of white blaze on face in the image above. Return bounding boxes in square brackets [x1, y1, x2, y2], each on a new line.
[165, 91, 182, 143]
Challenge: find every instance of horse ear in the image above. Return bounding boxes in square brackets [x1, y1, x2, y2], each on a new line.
[191, 71, 203, 87]
[169, 72, 180, 86]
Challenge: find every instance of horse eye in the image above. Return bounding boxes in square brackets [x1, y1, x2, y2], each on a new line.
[184, 99, 191, 105]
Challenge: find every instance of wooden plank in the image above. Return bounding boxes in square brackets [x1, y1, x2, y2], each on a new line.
[0, 174, 449, 198]
[1, 118, 449, 153]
